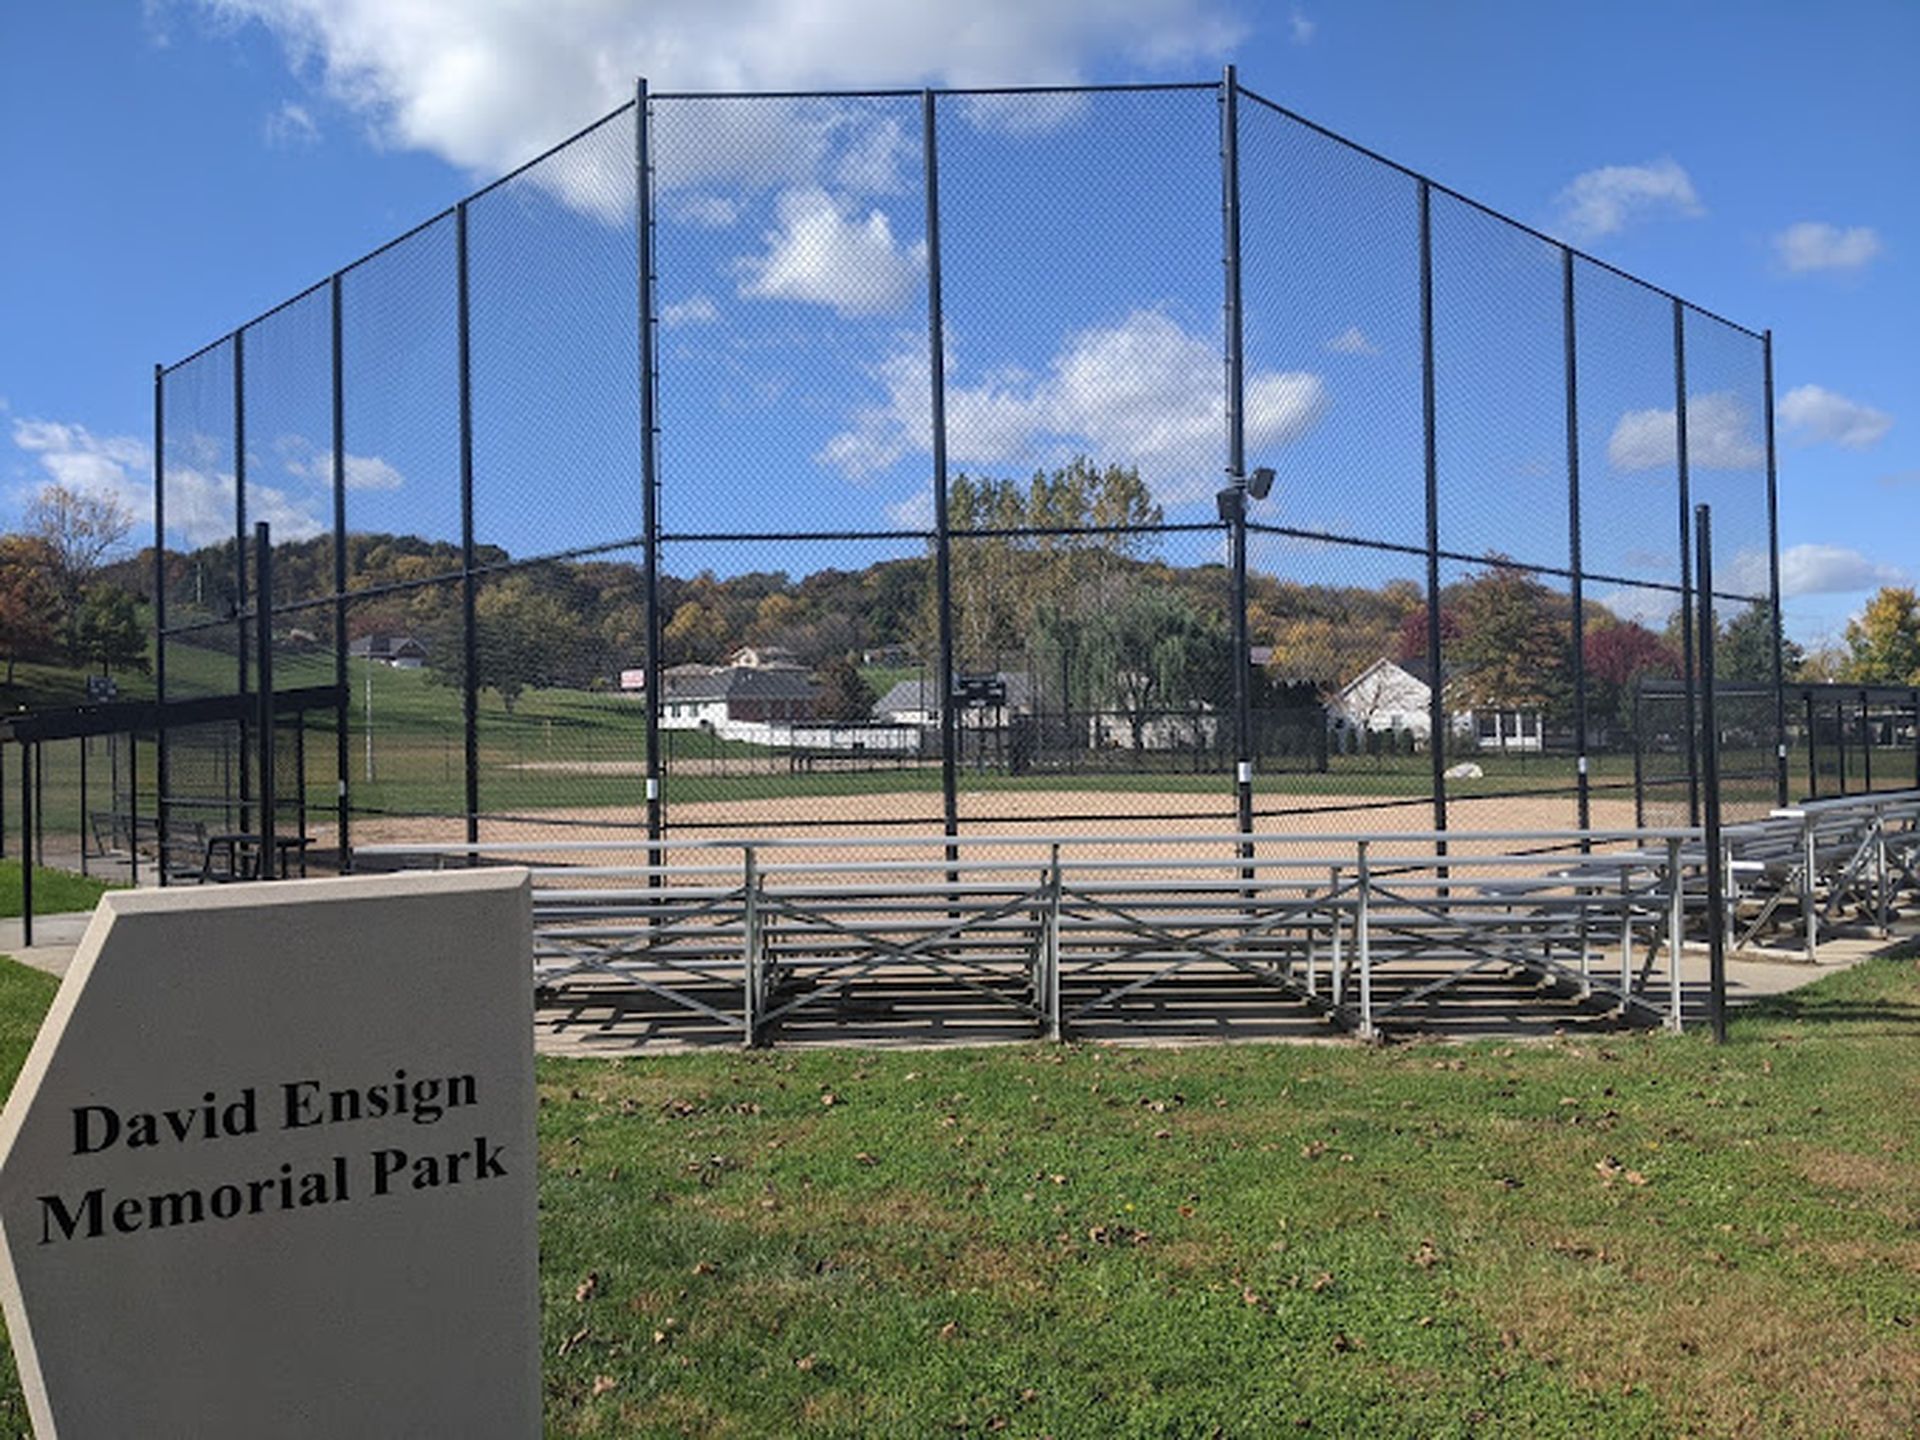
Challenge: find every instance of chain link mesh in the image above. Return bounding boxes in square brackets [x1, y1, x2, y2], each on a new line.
[153, 82, 1782, 853]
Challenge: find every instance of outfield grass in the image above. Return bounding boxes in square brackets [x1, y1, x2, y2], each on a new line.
[0, 956, 1915, 1432]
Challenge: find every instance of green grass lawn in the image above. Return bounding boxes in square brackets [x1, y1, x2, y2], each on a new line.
[0, 955, 1916, 1432]
[0, 860, 116, 919]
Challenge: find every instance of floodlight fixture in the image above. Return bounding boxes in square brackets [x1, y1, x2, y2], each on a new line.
[1247, 466, 1275, 500]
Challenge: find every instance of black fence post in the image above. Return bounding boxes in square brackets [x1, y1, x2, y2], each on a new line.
[331, 274, 350, 871]
[256, 522, 276, 880]
[1696, 504, 1726, 1044]
[234, 328, 251, 839]
[20, 744, 32, 947]
[1563, 248, 1590, 835]
[636, 79, 665, 855]
[922, 88, 960, 859]
[78, 735, 88, 877]
[1805, 690, 1817, 799]
[1672, 301, 1699, 826]
[1220, 65, 1254, 846]
[457, 201, 480, 851]
[153, 360, 170, 885]
[1763, 329, 1788, 807]
[33, 744, 44, 872]
[1859, 689, 1872, 793]
[1419, 180, 1448, 839]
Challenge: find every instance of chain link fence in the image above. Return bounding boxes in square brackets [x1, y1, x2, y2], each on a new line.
[154, 76, 1783, 857]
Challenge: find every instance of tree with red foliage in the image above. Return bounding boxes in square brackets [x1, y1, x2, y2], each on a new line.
[1584, 621, 1679, 736]
[1395, 604, 1458, 663]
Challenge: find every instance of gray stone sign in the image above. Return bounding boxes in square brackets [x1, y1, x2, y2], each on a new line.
[0, 870, 539, 1438]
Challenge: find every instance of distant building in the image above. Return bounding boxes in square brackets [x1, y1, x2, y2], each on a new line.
[347, 634, 428, 670]
[1330, 656, 1543, 752]
[660, 665, 820, 729]
[861, 644, 914, 667]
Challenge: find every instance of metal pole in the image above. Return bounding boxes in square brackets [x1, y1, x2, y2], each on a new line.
[1763, 330, 1788, 806]
[33, 743, 43, 872]
[256, 523, 276, 879]
[153, 361, 170, 885]
[1632, 681, 1645, 828]
[78, 736, 88, 877]
[457, 201, 480, 850]
[1563, 248, 1590, 835]
[1805, 690, 1816, 799]
[637, 79, 665, 852]
[20, 744, 31, 947]
[234, 329, 251, 838]
[1672, 300, 1699, 826]
[922, 89, 960, 857]
[1696, 504, 1726, 1044]
[1419, 181, 1448, 838]
[1221, 65, 1254, 843]
[331, 273, 350, 870]
[1860, 690, 1872, 793]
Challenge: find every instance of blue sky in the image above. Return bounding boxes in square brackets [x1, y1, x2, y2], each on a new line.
[0, 2, 1912, 647]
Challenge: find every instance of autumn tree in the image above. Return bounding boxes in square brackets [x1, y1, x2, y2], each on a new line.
[1584, 620, 1679, 735]
[1447, 561, 1571, 717]
[26, 484, 133, 655]
[813, 655, 877, 723]
[0, 535, 61, 684]
[1842, 587, 1920, 685]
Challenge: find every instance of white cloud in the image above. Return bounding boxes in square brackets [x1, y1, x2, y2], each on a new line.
[661, 294, 719, 328]
[666, 194, 738, 228]
[196, 1, 1240, 185]
[10, 416, 325, 547]
[1289, 9, 1316, 44]
[1774, 221, 1881, 274]
[957, 92, 1091, 138]
[1326, 326, 1377, 356]
[1550, 157, 1702, 244]
[1756, 543, 1904, 598]
[736, 187, 924, 317]
[263, 99, 321, 147]
[1591, 587, 1677, 630]
[284, 449, 406, 492]
[1606, 391, 1764, 472]
[822, 310, 1327, 506]
[1778, 384, 1892, 450]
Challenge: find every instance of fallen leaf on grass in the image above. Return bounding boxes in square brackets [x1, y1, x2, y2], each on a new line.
[558, 1326, 590, 1357]
[938, 1321, 960, 1340]
[691, 1260, 717, 1276]
[1411, 1239, 1441, 1270]
[591, 1375, 618, 1397]
[1309, 1271, 1335, 1293]
[574, 1272, 600, 1303]
[794, 1354, 817, 1372]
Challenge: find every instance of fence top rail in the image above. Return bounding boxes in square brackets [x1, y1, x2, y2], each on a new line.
[355, 826, 1705, 859]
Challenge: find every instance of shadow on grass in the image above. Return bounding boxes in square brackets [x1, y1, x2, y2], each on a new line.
[1732, 956, 1920, 1034]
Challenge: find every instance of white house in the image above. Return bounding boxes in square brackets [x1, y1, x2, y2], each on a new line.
[1330, 656, 1543, 753]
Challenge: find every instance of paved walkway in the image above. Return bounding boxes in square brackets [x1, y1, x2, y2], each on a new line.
[5, 903, 1909, 1054]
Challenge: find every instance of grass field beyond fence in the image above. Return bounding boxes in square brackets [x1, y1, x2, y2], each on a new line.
[0, 955, 1917, 1434]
